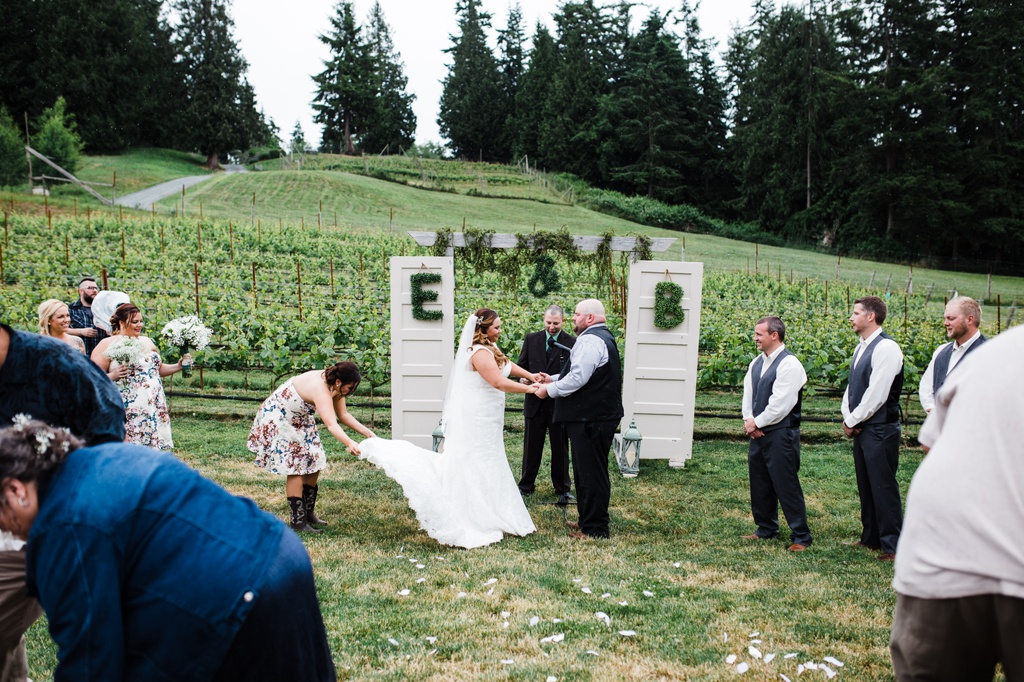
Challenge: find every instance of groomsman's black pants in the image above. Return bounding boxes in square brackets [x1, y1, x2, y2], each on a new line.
[747, 426, 812, 546]
[519, 405, 572, 496]
[565, 419, 617, 538]
[853, 421, 903, 554]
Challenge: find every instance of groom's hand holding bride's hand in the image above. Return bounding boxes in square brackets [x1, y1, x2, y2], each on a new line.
[535, 373, 552, 384]
[532, 383, 549, 399]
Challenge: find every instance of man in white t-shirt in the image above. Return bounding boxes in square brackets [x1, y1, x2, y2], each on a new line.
[890, 324, 1024, 680]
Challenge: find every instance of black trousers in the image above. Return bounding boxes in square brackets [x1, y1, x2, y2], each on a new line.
[747, 426, 812, 545]
[519, 405, 572, 495]
[564, 419, 617, 538]
[891, 593, 1024, 681]
[852, 421, 903, 554]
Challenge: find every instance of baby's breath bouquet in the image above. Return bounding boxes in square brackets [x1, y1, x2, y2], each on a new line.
[103, 336, 147, 371]
[161, 315, 212, 377]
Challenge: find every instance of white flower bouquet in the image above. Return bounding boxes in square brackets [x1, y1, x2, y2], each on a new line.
[103, 336, 147, 370]
[161, 315, 212, 377]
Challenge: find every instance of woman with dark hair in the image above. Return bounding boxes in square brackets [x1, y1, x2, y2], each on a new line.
[248, 361, 375, 532]
[90, 304, 189, 451]
[359, 309, 539, 548]
[0, 418, 335, 681]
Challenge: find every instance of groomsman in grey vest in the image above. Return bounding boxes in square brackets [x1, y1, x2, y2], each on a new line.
[842, 296, 905, 561]
[918, 296, 986, 413]
[740, 316, 813, 551]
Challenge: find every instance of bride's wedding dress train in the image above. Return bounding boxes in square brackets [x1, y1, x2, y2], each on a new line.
[360, 344, 535, 549]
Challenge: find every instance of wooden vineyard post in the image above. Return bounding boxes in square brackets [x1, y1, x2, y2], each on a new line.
[330, 258, 335, 298]
[846, 285, 850, 312]
[318, 200, 322, 233]
[0, 244, 4, 287]
[199, 201, 203, 220]
[824, 280, 829, 317]
[755, 243, 759, 275]
[229, 222, 234, 263]
[389, 207, 393, 233]
[120, 230, 126, 267]
[181, 184, 186, 217]
[194, 263, 201, 316]
[251, 192, 255, 227]
[47, 211, 52, 231]
[65, 233, 69, 267]
[359, 252, 364, 279]
[257, 219, 261, 244]
[3, 211, 7, 246]
[197, 223, 202, 264]
[87, 206, 91, 230]
[101, 267, 108, 290]
[160, 224, 165, 254]
[251, 262, 258, 309]
[297, 261, 303, 322]
[804, 278, 808, 305]
[903, 295, 908, 335]
[997, 294, 1002, 333]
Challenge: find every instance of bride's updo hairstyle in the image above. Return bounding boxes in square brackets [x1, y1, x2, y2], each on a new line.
[0, 418, 82, 491]
[110, 303, 141, 335]
[324, 360, 362, 395]
[472, 308, 508, 367]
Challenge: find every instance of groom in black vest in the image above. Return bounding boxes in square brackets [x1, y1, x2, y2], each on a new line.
[740, 316, 813, 551]
[842, 296, 905, 561]
[918, 296, 986, 414]
[516, 304, 575, 500]
[534, 299, 623, 539]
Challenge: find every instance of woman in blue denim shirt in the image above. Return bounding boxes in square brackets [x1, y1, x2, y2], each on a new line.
[0, 419, 335, 681]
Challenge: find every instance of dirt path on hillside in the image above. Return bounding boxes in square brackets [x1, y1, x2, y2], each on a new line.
[114, 165, 247, 210]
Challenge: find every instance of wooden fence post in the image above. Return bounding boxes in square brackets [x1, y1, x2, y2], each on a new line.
[121, 229, 126, 267]
[297, 262, 303, 322]
[330, 258, 335, 298]
[229, 222, 234, 263]
[251, 262, 258, 309]
[194, 263, 201, 316]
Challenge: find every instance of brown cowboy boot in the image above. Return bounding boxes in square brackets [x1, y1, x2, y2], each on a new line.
[302, 484, 327, 527]
[288, 496, 322, 533]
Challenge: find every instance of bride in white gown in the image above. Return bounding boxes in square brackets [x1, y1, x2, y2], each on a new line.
[360, 309, 540, 548]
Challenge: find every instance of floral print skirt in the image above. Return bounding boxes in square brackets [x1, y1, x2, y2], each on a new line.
[248, 380, 327, 476]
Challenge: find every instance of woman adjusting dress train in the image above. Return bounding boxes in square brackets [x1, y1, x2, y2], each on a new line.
[360, 309, 538, 549]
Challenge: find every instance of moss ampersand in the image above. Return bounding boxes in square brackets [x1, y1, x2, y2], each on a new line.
[527, 254, 559, 299]
[654, 281, 684, 329]
[410, 272, 443, 321]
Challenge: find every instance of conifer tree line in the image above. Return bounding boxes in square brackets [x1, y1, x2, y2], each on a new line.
[439, 0, 1024, 272]
[0, 0, 277, 168]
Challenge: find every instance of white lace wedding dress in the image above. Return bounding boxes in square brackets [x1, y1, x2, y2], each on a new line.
[360, 329, 536, 549]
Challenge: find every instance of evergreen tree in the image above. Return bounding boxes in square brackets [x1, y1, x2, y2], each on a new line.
[495, 4, 526, 161]
[0, 107, 26, 189]
[540, 1, 621, 182]
[174, 0, 263, 168]
[600, 14, 699, 201]
[313, 1, 374, 155]
[360, 1, 416, 155]
[438, 0, 504, 161]
[33, 97, 85, 172]
[290, 122, 308, 156]
[514, 23, 558, 166]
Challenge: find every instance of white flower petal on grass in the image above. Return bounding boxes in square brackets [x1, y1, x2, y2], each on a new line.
[618, 601, 628, 606]
[618, 630, 637, 637]
[736, 662, 749, 674]
[396, 555, 404, 559]
[457, 592, 467, 598]
[780, 675, 792, 682]
[594, 612, 611, 626]
[724, 632, 729, 642]
[425, 636, 437, 643]
[540, 633, 565, 644]
[751, 639, 762, 644]
[803, 662, 818, 670]
[582, 587, 593, 594]
[797, 664, 805, 675]
[601, 593, 611, 599]
[529, 616, 540, 627]
[552, 618, 563, 623]
[416, 578, 426, 584]
[428, 649, 437, 656]
[764, 653, 776, 663]
[487, 588, 494, 596]
[821, 665, 836, 679]
[749, 646, 762, 659]
[725, 654, 737, 665]
[784, 653, 798, 659]
[749, 631, 760, 637]
[547, 677, 558, 682]
[500, 659, 514, 665]
[673, 562, 681, 568]
[388, 638, 400, 646]
[586, 650, 600, 656]
[409, 558, 417, 563]
[573, 578, 582, 583]
[397, 589, 411, 596]
[503, 621, 509, 629]
[416, 564, 425, 569]
[501, 611, 510, 618]
[465, 572, 470, 578]
[643, 590, 655, 597]
[823, 657, 844, 668]
[484, 578, 498, 585]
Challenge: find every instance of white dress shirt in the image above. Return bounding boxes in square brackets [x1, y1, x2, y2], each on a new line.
[841, 328, 905, 428]
[741, 344, 808, 429]
[546, 324, 610, 399]
[917, 329, 983, 413]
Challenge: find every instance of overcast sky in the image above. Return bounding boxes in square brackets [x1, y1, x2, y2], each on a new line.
[231, 0, 770, 148]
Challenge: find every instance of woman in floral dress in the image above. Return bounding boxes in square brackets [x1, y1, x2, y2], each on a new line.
[248, 361, 375, 532]
[91, 304, 190, 451]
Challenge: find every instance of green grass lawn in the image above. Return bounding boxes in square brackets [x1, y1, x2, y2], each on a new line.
[72, 148, 211, 196]
[26, 394, 920, 681]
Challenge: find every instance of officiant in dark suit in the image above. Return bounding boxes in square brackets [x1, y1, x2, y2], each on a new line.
[517, 305, 575, 502]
